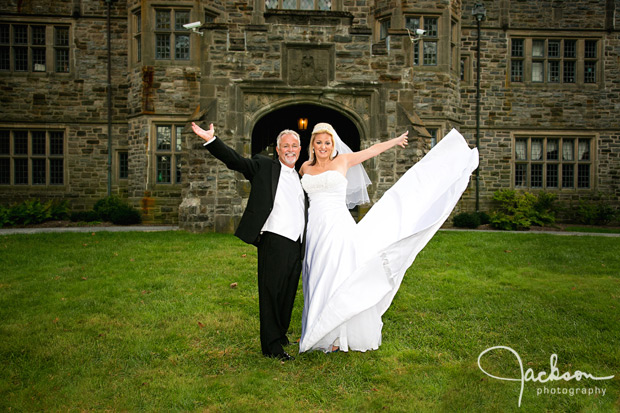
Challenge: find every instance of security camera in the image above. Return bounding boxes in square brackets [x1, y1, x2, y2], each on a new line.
[183, 21, 202, 30]
[415, 29, 426, 36]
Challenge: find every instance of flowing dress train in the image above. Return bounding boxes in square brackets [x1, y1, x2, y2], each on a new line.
[299, 129, 479, 353]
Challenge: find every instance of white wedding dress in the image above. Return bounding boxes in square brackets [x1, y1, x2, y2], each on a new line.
[299, 129, 479, 353]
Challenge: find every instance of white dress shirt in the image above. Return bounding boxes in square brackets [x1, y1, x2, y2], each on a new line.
[261, 161, 305, 242]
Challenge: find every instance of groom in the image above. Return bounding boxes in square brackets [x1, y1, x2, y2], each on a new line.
[191, 122, 305, 361]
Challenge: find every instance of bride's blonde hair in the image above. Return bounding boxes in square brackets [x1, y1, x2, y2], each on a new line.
[308, 122, 338, 166]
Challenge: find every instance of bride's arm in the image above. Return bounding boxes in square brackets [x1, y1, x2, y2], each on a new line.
[342, 131, 408, 168]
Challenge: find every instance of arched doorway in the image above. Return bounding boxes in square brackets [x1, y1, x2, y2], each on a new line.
[251, 104, 361, 170]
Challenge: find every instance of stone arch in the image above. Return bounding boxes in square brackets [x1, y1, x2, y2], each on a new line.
[248, 98, 369, 169]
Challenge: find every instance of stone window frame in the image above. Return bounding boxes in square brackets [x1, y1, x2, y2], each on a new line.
[131, 10, 142, 64]
[117, 150, 129, 181]
[154, 8, 191, 61]
[0, 22, 72, 74]
[151, 123, 185, 186]
[512, 133, 594, 191]
[130, 5, 200, 67]
[405, 15, 440, 67]
[460, 53, 472, 85]
[426, 126, 441, 149]
[508, 34, 602, 87]
[0, 128, 65, 186]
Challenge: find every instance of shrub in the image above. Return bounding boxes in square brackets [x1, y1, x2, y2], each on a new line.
[573, 198, 618, 225]
[0, 199, 70, 227]
[489, 189, 557, 231]
[93, 196, 142, 225]
[110, 204, 142, 226]
[453, 212, 481, 229]
[93, 196, 127, 222]
[70, 211, 101, 223]
[476, 211, 491, 225]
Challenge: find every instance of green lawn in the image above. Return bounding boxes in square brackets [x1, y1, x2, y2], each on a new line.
[1, 231, 618, 412]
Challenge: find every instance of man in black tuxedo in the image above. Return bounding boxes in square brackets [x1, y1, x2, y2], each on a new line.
[191, 122, 304, 361]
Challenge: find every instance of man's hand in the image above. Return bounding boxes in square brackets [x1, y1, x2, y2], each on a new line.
[192, 122, 215, 143]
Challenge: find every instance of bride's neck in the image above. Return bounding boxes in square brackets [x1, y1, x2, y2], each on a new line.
[315, 159, 331, 169]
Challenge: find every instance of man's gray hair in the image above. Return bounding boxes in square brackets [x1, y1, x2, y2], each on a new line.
[276, 129, 301, 147]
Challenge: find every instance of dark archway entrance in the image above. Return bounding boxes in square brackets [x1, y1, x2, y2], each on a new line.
[252, 104, 361, 170]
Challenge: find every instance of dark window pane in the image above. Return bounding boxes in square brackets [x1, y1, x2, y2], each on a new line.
[0, 130, 9, 154]
[119, 151, 129, 179]
[32, 131, 46, 155]
[50, 131, 63, 155]
[515, 163, 527, 187]
[156, 34, 170, 59]
[156, 10, 171, 30]
[50, 158, 63, 184]
[157, 155, 171, 183]
[563, 61, 575, 83]
[0, 158, 9, 184]
[511, 60, 523, 82]
[14, 158, 28, 184]
[531, 164, 543, 188]
[14, 25, 27, 44]
[175, 155, 182, 183]
[175, 10, 190, 30]
[564, 40, 576, 58]
[548, 61, 560, 83]
[0, 24, 8, 44]
[14, 131, 28, 155]
[548, 40, 560, 58]
[32, 26, 45, 45]
[546, 164, 558, 188]
[32, 158, 46, 184]
[584, 61, 596, 83]
[55, 26, 69, 46]
[577, 164, 590, 188]
[0, 46, 9, 70]
[511, 39, 523, 57]
[562, 164, 574, 188]
[55, 48, 69, 72]
[424, 18, 438, 37]
[14, 47, 28, 71]
[584, 40, 597, 58]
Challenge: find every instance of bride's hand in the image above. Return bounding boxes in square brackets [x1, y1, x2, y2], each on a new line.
[395, 130, 409, 148]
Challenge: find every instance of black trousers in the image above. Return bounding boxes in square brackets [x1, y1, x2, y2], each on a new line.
[256, 232, 302, 357]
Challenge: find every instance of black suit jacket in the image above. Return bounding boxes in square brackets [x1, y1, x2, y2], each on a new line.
[204, 137, 304, 247]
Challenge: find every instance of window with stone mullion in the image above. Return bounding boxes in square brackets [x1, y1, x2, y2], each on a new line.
[0, 129, 64, 186]
[155, 9, 190, 61]
[155, 125, 184, 185]
[513, 136, 591, 189]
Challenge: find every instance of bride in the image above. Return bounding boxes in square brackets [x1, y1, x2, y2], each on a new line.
[299, 123, 479, 353]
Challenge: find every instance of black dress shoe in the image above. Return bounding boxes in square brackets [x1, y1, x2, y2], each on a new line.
[271, 351, 295, 361]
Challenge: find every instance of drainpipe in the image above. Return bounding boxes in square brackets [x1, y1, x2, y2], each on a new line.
[472, 2, 486, 213]
[106, 0, 112, 196]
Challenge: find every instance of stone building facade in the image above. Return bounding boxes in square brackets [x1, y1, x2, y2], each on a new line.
[1, 0, 618, 230]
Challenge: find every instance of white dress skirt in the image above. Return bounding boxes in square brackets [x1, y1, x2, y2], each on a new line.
[299, 129, 479, 353]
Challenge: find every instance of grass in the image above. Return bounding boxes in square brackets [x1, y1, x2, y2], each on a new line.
[1, 230, 619, 412]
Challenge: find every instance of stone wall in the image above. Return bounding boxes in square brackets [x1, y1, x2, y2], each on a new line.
[0, 1, 129, 212]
